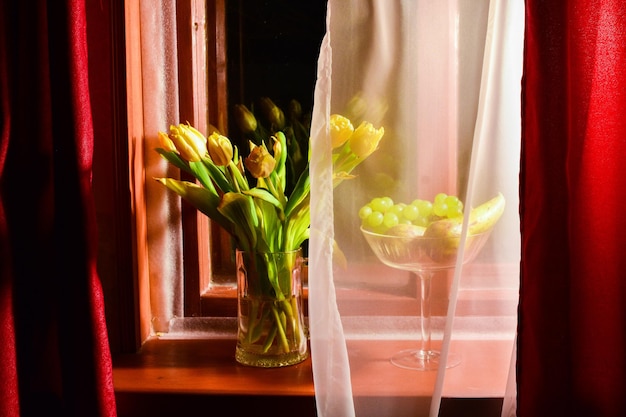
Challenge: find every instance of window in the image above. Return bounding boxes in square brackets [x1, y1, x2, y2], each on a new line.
[99, 0, 518, 344]
[96, 1, 521, 414]
[112, 0, 327, 342]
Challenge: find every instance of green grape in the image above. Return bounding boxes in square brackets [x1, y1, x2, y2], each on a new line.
[434, 193, 448, 205]
[383, 212, 399, 228]
[370, 197, 383, 211]
[444, 195, 464, 218]
[371, 196, 393, 212]
[388, 204, 405, 216]
[433, 201, 448, 217]
[399, 218, 413, 225]
[402, 204, 420, 221]
[358, 204, 373, 219]
[412, 199, 433, 218]
[446, 205, 464, 218]
[444, 195, 461, 208]
[380, 196, 394, 210]
[366, 211, 384, 227]
[414, 216, 430, 227]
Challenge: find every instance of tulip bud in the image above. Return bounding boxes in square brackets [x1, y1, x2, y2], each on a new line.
[329, 114, 354, 149]
[158, 131, 177, 152]
[244, 142, 276, 178]
[236, 156, 245, 175]
[345, 93, 367, 121]
[259, 97, 285, 130]
[207, 132, 234, 166]
[168, 123, 208, 162]
[233, 104, 258, 134]
[288, 99, 302, 121]
[272, 136, 282, 164]
[349, 121, 384, 158]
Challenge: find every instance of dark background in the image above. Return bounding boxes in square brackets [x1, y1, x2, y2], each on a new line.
[226, 0, 327, 128]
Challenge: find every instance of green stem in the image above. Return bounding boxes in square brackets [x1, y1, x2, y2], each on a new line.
[271, 304, 290, 353]
[246, 301, 259, 345]
[262, 323, 278, 353]
[290, 297, 302, 345]
[248, 303, 271, 344]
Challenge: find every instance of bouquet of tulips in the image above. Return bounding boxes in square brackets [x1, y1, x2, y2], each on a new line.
[156, 114, 384, 255]
[232, 97, 310, 197]
[155, 113, 384, 358]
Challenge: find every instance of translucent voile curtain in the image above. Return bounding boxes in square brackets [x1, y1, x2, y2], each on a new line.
[309, 1, 523, 416]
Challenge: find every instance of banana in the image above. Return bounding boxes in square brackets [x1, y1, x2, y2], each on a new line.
[468, 192, 506, 234]
[424, 192, 505, 238]
[419, 193, 505, 263]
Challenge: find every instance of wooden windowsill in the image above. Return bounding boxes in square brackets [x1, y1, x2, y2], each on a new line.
[113, 337, 316, 417]
[113, 325, 511, 417]
[117, 262, 517, 416]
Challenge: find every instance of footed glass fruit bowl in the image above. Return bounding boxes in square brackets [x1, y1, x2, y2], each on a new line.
[360, 226, 493, 371]
[360, 226, 492, 272]
[359, 192, 505, 370]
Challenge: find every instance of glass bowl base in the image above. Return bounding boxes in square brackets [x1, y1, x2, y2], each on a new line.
[390, 349, 461, 371]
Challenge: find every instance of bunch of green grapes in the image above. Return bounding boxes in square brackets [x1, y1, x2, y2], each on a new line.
[358, 193, 464, 234]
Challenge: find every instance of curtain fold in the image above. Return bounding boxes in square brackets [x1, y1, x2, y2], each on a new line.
[0, 1, 116, 416]
[519, 2, 626, 416]
[309, 1, 522, 416]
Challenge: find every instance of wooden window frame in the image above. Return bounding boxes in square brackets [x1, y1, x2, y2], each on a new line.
[98, 0, 517, 351]
[93, 0, 234, 352]
[93, 3, 514, 413]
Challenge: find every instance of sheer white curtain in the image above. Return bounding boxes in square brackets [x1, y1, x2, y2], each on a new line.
[309, 1, 523, 416]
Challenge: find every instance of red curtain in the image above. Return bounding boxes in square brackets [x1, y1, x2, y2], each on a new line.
[520, 1, 626, 416]
[0, 1, 116, 416]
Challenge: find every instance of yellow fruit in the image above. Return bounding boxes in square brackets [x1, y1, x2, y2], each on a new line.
[468, 192, 506, 234]
[423, 218, 462, 238]
[423, 192, 506, 238]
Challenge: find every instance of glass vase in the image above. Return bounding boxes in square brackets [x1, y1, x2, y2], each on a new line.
[235, 248, 309, 367]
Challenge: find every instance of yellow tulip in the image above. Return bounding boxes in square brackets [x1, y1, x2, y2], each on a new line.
[329, 114, 354, 149]
[272, 136, 282, 164]
[207, 132, 233, 166]
[233, 104, 258, 133]
[158, 131, 177, 152]
[288, 99, 302, 120]
[259, 97, 285, 130]
[244, 142, 276, 178]
[168, 123, 207, 162]
[348, 121, 384, 158]
[345, 93, 367, 121]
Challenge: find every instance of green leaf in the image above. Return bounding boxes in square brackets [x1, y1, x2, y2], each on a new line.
[284, 205, 310, 251]
[155, 177, 231, 232]
[218, 192, 258, 251]
[243, 188, 283, 210]
[201, 156, 235, 193]
[155, 148, 192, 174]
[255, 198, 282, 252]
[285, 166, 310, 217]
[227, 160, 250, 191]
[273, 131, 288, 191]
[189, 160, 216, 193]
